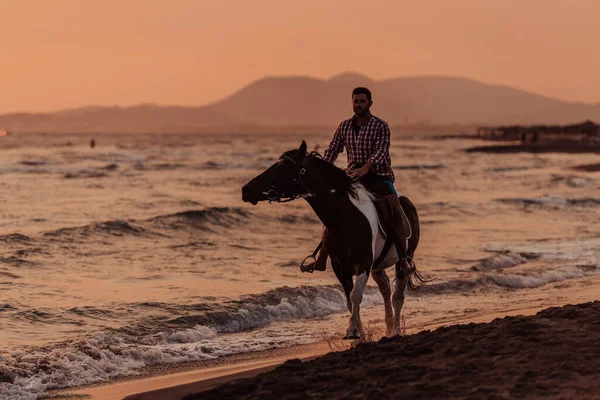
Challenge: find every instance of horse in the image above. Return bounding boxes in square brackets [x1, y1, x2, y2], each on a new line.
[242, 141, 424, 339]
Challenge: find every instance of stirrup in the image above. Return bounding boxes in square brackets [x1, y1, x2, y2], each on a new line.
[300, 254, 317, 273]
[300, 242, 323, 273]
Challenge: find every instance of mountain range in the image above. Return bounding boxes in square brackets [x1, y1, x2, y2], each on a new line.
[2, 73, 599, 133]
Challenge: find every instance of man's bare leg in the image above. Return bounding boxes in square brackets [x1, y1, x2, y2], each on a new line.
[385, 194, 410, 264]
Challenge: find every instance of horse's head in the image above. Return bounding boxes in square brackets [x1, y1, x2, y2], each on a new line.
[242, 141, 310, 205]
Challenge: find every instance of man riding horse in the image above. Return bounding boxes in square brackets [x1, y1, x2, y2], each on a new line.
[301, 87, 409, 273]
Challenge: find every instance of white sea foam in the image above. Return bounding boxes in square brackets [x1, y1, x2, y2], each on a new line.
[489, 266, 600, 289]
[166, 286, 382, 336]
[0, 286, 384, 399]
[566, 176, 594, 188]
[160, 325, 218, 344]
[472, 251, 527, 271]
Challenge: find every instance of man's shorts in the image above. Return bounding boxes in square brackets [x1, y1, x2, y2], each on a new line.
[359, 173, 398, 197]
[385, 180, 398, 196]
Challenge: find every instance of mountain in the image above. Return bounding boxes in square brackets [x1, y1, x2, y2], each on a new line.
[212, 73, 600, 126]
[1, 74, 599, 133]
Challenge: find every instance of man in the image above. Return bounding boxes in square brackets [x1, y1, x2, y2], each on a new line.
[301, 87, 408, 272]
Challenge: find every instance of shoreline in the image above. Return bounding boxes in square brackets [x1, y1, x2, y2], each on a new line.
[54, 302, 564, 400]
[54, 341, 333, 400]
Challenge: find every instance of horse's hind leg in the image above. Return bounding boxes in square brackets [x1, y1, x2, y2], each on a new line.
[344, 270, 369, 340]
[371, 269, 393, 337]
[392, 261, 409, 336]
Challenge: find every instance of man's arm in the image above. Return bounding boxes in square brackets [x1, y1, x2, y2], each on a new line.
[349, 161, 373, 178]
[323, 123, 344, 164]
[368, 122, 391, 167]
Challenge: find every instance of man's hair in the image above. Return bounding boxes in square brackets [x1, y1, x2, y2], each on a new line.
[352, 87, 372, 101]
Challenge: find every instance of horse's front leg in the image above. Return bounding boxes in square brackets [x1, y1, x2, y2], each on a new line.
[330, 258, 353, 312]
[344, 269, 369, 340]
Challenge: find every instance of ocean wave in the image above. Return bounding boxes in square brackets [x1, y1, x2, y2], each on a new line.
[0, 234, 32, 243]
[160, 325, 218, 343]
[63, 170, 109, 179]
[393, 164, 444, 170]
[471, 251, 529, 271]
[419, 264, 600, 294]
[148, 207, 250, 231]
[0, 284, 379, 399]
[40, 208, 249, 241]
[0, 271, 22, 279]
[566, 176, 594, 188]
[42, 219, 159, 240]
[0, 257, 38, 267]
[416, 278, 486, 296]
[135, 162, 187, 171]
[484, 166, 534, 173]
[201, 161, 248, 170]
[160, 285, 380, 334]
[498, 195, 600, 207]
[488, 265, 600, 289]
[67, 306, 117, 319]
[0, 323, 319, 400]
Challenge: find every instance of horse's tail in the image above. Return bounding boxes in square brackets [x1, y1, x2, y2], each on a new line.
[398, 196, 434, 292]
[400, 256, 434, 292]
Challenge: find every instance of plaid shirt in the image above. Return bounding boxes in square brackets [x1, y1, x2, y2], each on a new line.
[323, 114, 395, 181]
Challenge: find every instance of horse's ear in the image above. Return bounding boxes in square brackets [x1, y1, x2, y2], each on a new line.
[298, 140, 307, 156]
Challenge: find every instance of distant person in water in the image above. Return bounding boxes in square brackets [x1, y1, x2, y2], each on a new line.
[90, 138, 96, 149]
[301, 87, 408, 272]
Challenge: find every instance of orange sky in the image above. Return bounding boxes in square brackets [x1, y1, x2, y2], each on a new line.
[1, 0, 599, 113]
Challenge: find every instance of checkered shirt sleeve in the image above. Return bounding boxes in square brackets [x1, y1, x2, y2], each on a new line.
[323, 123, 344, 163]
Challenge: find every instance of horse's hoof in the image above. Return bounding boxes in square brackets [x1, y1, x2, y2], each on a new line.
[343, 334, 361, 340]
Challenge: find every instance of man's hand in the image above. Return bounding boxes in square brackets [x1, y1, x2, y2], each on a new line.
[349, 162, 373, 179]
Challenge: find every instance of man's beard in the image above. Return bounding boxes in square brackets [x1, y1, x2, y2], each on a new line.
[354, 107, 368, 116]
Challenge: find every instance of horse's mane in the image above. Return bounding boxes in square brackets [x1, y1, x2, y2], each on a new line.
[280, 149, 356, 197]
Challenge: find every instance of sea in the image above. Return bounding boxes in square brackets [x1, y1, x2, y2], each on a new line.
[1, 131, 599, 399]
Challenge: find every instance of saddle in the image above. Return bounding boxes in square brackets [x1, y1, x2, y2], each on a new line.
[372, 195, 412, 242]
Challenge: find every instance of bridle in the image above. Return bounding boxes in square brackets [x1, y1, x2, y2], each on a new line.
[261, 155, 308, 203]
[263, 153, 336, 203]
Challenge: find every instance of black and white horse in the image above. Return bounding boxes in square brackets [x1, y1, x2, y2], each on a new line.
[242, 141, 423, 339]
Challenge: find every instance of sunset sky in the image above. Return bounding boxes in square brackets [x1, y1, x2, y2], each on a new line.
[1, 0, 599, 113]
